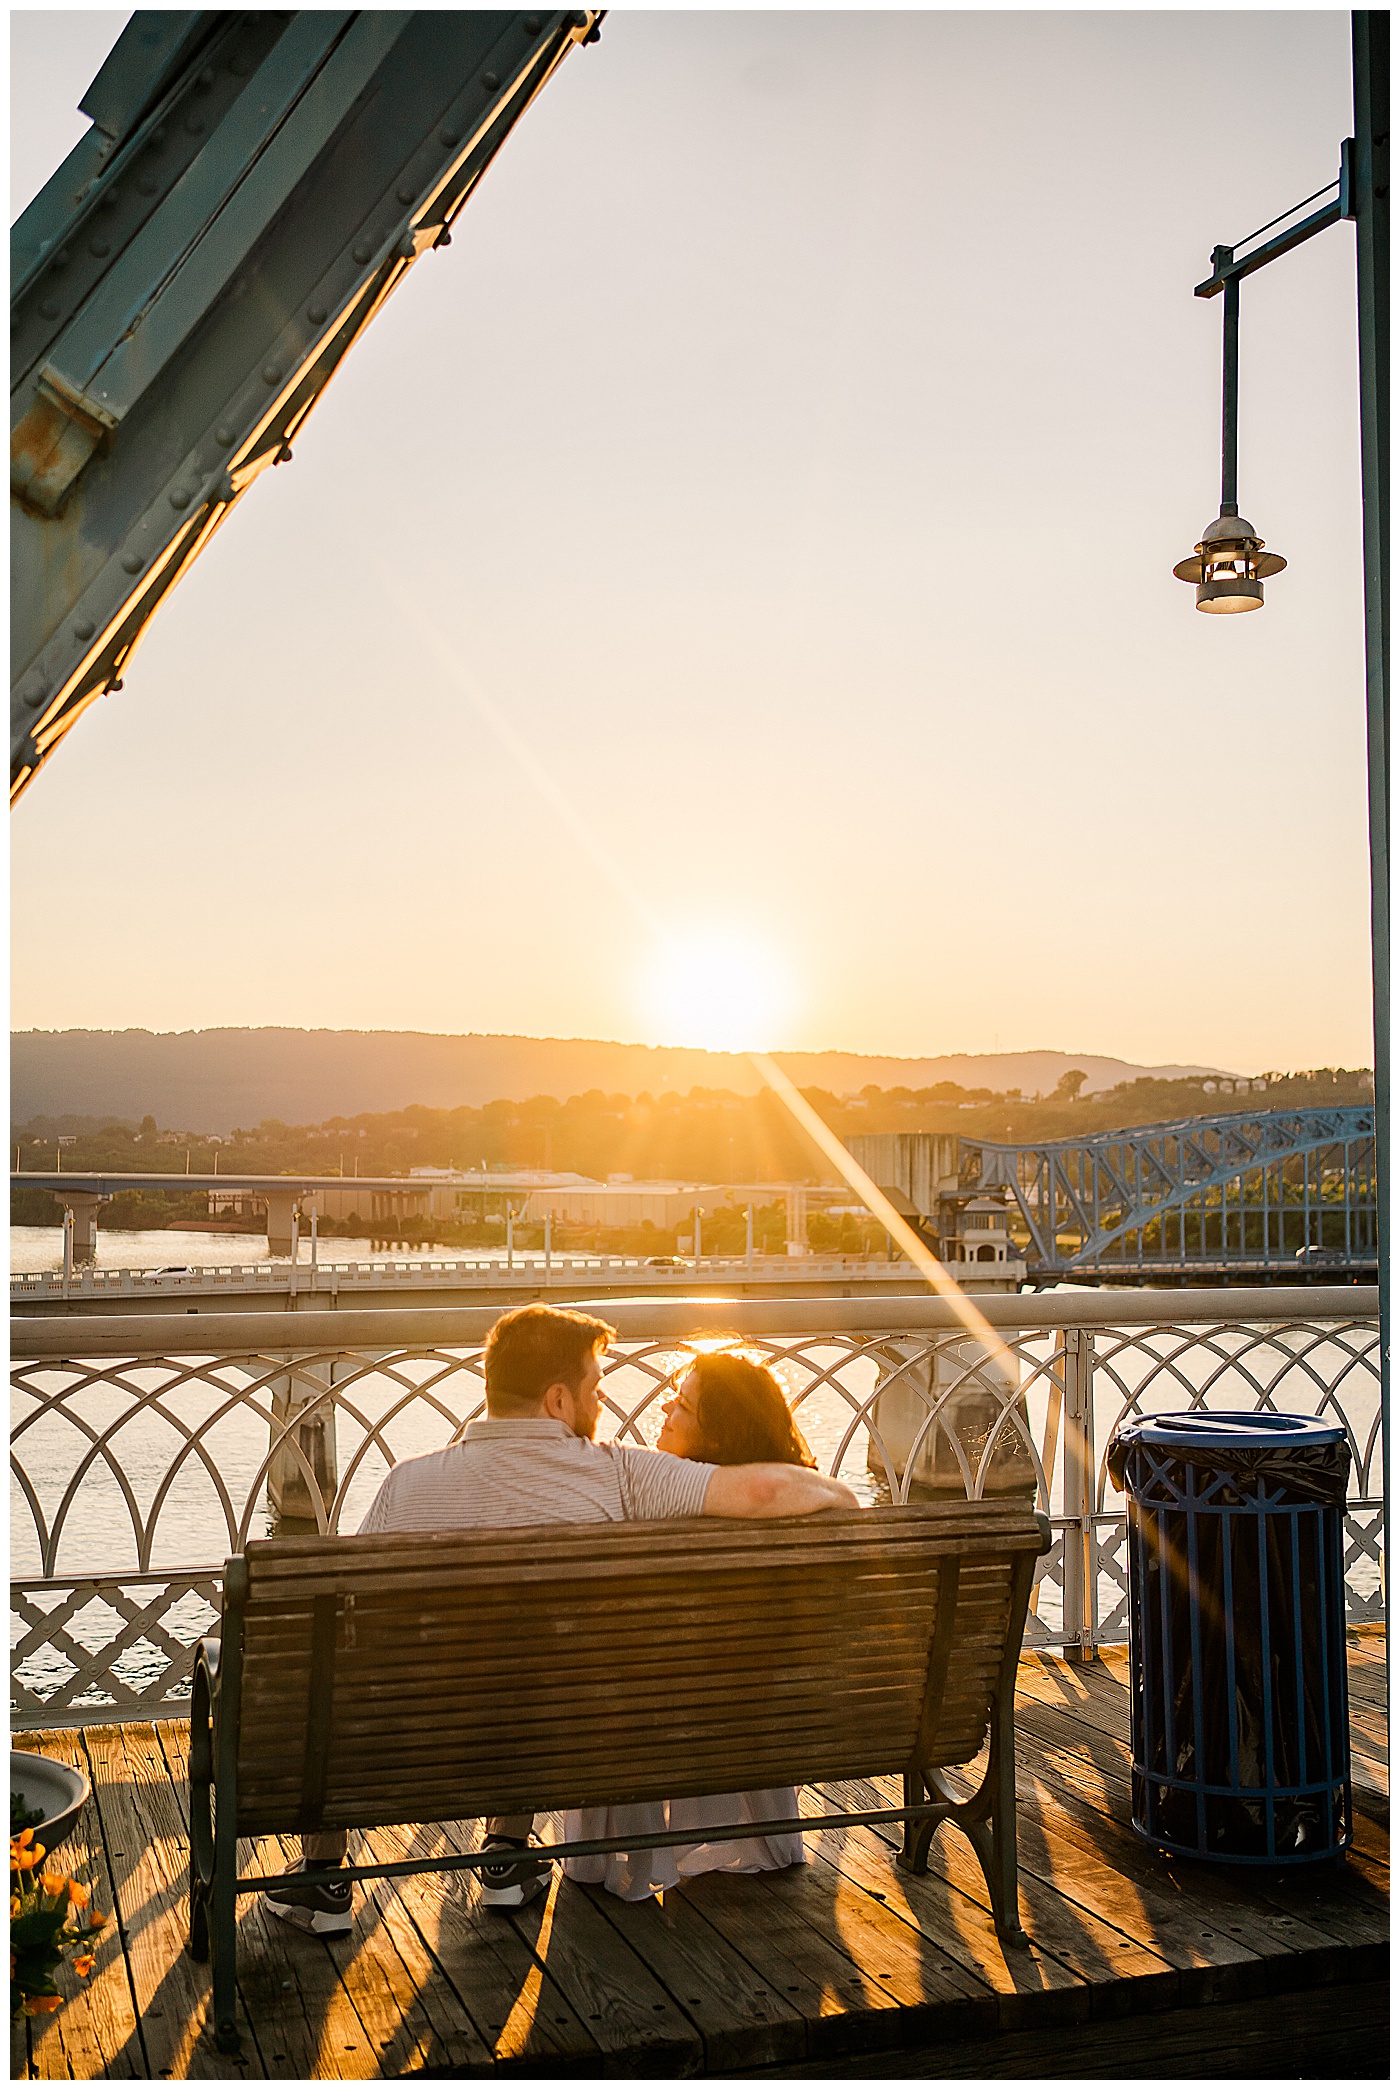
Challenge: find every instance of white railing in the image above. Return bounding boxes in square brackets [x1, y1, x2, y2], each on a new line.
[10, 1287, 1381, 1726]
[9, 1252, 942, 1303]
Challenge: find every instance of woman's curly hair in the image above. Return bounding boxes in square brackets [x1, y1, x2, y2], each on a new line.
[684, 1351, 816, 1468]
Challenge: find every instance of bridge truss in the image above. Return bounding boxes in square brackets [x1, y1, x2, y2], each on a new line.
[971, 1106, 1377, 1283]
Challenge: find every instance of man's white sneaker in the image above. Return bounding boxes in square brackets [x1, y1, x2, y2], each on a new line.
[477, 1836, 548, 1911]
[261, 1860, 354, 1936]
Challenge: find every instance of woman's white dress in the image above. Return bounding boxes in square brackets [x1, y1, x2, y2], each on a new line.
[563, 1790, 807, 1902]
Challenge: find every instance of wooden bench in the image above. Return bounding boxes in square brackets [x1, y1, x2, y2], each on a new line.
[187, 1501, 1050, 2052]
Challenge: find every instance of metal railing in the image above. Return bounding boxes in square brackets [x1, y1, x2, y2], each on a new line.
[10, 1287, 1381, 1726]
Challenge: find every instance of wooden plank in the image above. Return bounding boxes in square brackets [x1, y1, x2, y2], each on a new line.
[797, 1800, 1129, 2020]
[801, 1779, 1174, 2013]
[13, 1726, 144, 2081]
[157, 1724, 480, 2081]
[669, 1862, 923, 2063]
[583, 1877, 813, 2073]
[745, 1976, 1390, 2079]
[78, 1724, 261, 2078]
[1023, 1680, 1395, 1922]
[1014, 1716, 1389, 1966]
[427, 1816, 704, 2071]
[356, 1819, 604, 2071]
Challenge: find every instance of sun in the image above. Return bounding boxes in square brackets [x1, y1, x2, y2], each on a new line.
[641, 931, 794, 1054]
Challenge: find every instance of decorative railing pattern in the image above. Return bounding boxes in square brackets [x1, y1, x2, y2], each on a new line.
[10, 1288, 1381, 1725]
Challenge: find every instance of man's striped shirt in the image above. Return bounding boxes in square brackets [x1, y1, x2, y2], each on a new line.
[358, 1415, 716, 1532]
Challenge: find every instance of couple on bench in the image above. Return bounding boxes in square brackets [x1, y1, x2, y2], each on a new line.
[263, 1303, 857, 1934]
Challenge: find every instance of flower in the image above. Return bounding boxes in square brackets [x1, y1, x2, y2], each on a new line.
[38, 1874, 66, 1899]
[24, 1995, 63, 2016]
[70, 1955, 95, 1978]
[64, 1881, 89, 1908]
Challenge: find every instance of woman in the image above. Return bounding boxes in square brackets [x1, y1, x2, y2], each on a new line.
[563, 1351, 819, 1901]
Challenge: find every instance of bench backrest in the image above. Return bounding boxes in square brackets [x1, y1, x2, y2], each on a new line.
[225, 1503, 1046, 1835]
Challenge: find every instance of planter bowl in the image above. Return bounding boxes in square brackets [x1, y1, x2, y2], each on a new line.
[10, 1752, 90, 1860]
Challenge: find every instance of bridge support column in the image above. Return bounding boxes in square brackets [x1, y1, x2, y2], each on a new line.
[867, 1337, 1034, 1505]
[785, 1186, 809, 1256]
[267, 1358, 341, 1528]
[264, 1187, 300, 1258]
[54, 1191, 105, 1267]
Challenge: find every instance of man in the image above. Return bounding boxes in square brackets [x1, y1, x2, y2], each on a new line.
[264, 1303, 857, 1934]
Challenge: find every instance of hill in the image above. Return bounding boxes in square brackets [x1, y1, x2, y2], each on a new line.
[8, 1028, 1231, 1134]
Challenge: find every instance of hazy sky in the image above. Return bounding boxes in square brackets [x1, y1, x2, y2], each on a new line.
[10, 10, 1373, 1073]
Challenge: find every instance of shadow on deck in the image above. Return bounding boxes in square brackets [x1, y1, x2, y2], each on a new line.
[14, 1635, 1388, 2081]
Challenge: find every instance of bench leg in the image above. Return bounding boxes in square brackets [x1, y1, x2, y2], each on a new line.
[984, 1693, 1026, 1947]
[187, 1647, 245, 2053]
[898, 1771, 937, 1876]
[899, 1702, 1027, 1948]
[210, 1859, 241, 2054]
[957, 1695, 1027, 1948]
[187, 1660, 213, 1963]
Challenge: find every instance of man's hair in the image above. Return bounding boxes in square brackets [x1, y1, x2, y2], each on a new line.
[483, 1304, 616, 1417]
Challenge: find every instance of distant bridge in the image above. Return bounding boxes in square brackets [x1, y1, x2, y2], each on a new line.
[853, 1107, 1377, 1287]
[975, 1106, 1377, 1283]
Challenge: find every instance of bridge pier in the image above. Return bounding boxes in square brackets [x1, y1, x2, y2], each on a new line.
[868, 1333, 1034, 1502]
[53, 1190, 105, 1267]
[264, 1186, 301, 1258]
[267, 1357, 341, 1527]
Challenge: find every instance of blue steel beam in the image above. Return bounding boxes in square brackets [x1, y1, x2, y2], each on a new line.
[11, 9, 603, 798]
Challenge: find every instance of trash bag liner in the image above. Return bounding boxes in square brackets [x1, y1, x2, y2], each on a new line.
[1108, 1411, 1351, 1507]
[1107, 1411, 1352, 1865]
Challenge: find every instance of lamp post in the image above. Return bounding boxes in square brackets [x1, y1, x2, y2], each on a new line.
[1176, 11, 1388, 1452]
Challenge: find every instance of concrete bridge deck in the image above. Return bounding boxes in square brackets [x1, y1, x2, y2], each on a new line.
[9, 1254, 1007, 1317]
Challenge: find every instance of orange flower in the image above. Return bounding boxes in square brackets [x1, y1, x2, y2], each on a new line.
[12, 1843, 43, 1871]
[24, 1996, 63, 2016]
[14, 1827, 34, 1848]
[39, 1873, 67, 1898]
[10, 1895, 19, 1918]
[71, 1954, 96, 1978]
[65, 1880, 90, 1908]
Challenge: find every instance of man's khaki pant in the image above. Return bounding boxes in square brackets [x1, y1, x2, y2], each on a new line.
[303, 1814, 533, 1867]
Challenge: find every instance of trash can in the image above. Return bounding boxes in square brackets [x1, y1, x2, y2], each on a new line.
[1107, 1411, 1351, 1865]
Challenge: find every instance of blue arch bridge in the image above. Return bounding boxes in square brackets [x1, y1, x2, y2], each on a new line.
[851, 1105, 1378, 1288]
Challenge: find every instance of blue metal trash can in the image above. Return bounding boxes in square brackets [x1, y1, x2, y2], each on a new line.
[1107, 1412, 1351, 1865]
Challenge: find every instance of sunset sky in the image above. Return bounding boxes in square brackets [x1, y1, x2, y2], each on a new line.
[10, 10, 1374, 1075]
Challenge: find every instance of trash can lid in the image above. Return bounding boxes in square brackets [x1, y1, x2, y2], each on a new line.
[1119, 1410, 1346, 1451]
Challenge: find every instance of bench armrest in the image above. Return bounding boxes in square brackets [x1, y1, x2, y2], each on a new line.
[194, 1635, 223, 1699]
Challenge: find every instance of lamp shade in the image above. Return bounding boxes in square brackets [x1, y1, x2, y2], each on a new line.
[1174, 508, 1286, 613]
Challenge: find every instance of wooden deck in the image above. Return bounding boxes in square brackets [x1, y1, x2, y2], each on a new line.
[15, 1633, 1387, 2080]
